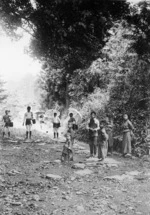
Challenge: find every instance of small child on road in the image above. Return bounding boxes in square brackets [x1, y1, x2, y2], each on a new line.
[61, 131, 73, 162]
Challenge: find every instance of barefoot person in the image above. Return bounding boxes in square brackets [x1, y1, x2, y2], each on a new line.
[106, 116, 114, 155]
[87, 111, 100, 157]
[98, 120, 108, 161]
[61, 131, 73, 162]
[2, 110, 12, 138]
[122, 114, 134, 157]
[52, 112, 61, 139]
[23, 106, 33, 140]
[68, 113, 77, 145]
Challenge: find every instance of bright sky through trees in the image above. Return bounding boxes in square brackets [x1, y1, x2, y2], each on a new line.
[128, 0, 142, 3]
[0, 0, 141, 84]
[0, 30, 40, 83]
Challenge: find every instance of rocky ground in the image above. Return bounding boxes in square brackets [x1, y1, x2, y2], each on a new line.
[0, 128, 150, 215]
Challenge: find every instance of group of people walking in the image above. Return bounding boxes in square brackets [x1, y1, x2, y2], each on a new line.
[1, 106, 77, 143]
[87, 111, 111, 161]
[87, 111, 134, 161]
[1, 106, 135, 161]
[2, 106, 35, 140]
[60, 110, 135, 162]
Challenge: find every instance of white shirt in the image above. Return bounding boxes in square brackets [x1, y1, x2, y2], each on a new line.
[53, 116, 60, 124]
[23, 112, 33, 123]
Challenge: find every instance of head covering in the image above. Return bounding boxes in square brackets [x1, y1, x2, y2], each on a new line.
[91, 111, 96, 115]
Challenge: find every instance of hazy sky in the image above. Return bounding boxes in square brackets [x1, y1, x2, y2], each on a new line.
[128, 0, 142, 3]
[0, 0, 143, 82]
[0, 31, 41, 82]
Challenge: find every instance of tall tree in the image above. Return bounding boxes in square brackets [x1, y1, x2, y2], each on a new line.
[0, 0, 130, 107]
[127, 0, 150, 56]
[126, 1, 150, 130]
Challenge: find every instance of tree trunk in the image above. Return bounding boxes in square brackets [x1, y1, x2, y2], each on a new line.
[146, 67, 150, 135]
[48, 94, 52, 109]
[65, 80, 69, 109]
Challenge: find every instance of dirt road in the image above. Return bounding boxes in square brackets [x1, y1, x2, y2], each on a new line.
[0, 128, 150, 215]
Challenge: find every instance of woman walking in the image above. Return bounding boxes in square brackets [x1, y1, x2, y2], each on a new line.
[98, 120, 108, 161]
[106, 116, 114, 155]
[122, 114, 134, 157]
[23, 106, 33, 140]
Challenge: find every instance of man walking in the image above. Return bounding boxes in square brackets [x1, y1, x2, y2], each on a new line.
[87, 111, 100, 157]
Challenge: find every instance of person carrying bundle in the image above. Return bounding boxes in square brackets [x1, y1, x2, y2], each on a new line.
[2, 110, 13, 138]
[23, 106, 34, 140]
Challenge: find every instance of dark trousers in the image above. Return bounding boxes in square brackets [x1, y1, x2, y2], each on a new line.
[107, 131, 113, 154]
[108, 145, 113, 154]
[89, 136, 97, 155]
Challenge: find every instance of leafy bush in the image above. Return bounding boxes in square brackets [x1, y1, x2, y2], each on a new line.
[76, 88, 108, 141]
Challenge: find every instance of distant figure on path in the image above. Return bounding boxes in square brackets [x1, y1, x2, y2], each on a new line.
[87, 111, 100, 157]
[122, 114, 134, 157]
[98, 120, 108, 161]
[2, 110, 12, 138]
[39, 114, 44, 130]
[23, 106, 33, 140]
[52, 113, 61, 139]
[68, 113, 77, 145]
[106, 116, 114, 155]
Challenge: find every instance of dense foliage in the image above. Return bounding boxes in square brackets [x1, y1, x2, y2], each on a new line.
[0, 0, 130, 107]
[1, 0, 150, 140]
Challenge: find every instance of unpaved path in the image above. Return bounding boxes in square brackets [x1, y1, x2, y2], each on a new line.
[0, 128, 150, 215]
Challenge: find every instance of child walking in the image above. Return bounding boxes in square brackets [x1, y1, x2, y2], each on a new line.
[122, 114, 134, 157]
[23, 106, 33, 140]
[52, 113, 61, 139]
[61, 131, 73, 162]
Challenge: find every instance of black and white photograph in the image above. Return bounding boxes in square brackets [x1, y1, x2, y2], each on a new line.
[0, 0, 150, 214]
